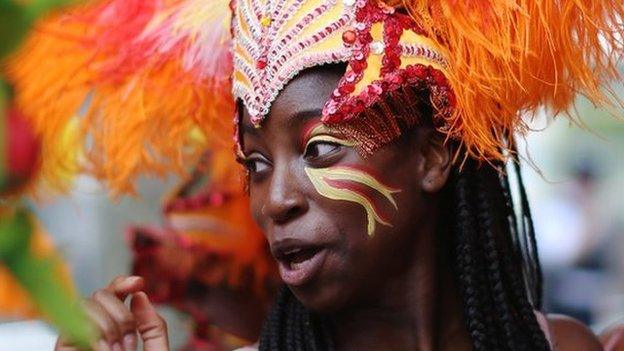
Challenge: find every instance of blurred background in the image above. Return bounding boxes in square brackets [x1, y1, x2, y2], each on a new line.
[521, 86, 624, 331]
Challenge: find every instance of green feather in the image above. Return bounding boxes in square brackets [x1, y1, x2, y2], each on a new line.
[0, 208, 96, 347]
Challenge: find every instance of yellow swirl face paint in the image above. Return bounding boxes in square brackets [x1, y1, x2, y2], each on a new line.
[305, 165, 401, 236]
[301, 123, 357, 149]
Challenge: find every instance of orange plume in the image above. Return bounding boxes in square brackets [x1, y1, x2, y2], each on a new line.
[384, 0, 623, 160]
[6, 0, 235, 196]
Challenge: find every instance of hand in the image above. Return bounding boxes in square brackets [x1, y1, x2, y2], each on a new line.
[54, 276, 170, 351]
[600, 323, 624, 351]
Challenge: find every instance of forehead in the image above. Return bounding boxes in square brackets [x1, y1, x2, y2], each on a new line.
[241, 65, 345, 129]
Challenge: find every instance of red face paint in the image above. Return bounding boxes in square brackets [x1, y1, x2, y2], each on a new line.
[305, 164, 401, 236]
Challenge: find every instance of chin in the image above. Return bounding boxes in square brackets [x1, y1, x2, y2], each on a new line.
[289, 279, 352, 313]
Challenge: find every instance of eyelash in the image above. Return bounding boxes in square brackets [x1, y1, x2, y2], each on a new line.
[238, 154, 271, 176]
[304, 135, 354, 152]
[303, 140, 340, 160]
[302, 135, 354, 162]
[238, 135, 353, 176]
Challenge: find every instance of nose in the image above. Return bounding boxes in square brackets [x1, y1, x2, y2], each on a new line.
[262, 164, 308, 225]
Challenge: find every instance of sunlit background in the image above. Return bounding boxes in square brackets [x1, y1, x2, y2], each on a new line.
[0, 75, 622, 350]
[522, 85, 624, 331]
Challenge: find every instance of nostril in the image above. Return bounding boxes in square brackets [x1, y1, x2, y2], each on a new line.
[264, 174, 309, 223]
[273, 205, 303, 224]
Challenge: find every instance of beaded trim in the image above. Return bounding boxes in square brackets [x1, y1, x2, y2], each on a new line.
[321, 1, 456, 154]
[232, 0, 356, 124]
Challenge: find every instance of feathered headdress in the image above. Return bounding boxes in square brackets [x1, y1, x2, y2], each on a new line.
[6, 0, 623, 194]
[7, 0, 236, 195]
[392, 0, 624, 160]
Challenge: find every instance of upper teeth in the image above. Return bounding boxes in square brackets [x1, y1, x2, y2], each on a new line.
[284, 248, 302, 256]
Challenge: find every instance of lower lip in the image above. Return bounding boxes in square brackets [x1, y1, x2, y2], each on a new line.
[278, 249, 328, 286]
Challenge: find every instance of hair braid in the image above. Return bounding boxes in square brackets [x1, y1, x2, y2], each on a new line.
[460, 160, 550, 351]
[285, 290, 297, 351]
[452, 165, 493, 350]
[495, 164, 551, 351]
[475, 169, 517, 350]
[259, 287, 286, 351]
[304, 308, 320, 351]
[513, 159, 543, 308]
[292, 300, 304, 350]
[259, 287, 333, 351]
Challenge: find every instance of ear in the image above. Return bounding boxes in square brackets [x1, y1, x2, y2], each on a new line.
[417, 130, 452, 193]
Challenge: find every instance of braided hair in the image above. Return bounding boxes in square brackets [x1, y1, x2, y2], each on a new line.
[447, 157, 549, 351]
[258, 154, 550, 351]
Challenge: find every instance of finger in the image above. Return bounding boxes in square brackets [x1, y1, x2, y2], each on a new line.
[54, 333, 108, 351]
[131, 292, 169, 351]
[55, 334, 113, 351]
[84, 299, 122, 346]
[92, 290, 137, 338]
[96, 340, 113, 351]
[122, 332, 138, 351]
[105, 276, 145, 300]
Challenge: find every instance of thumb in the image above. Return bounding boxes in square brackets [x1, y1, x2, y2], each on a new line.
[130, 292, 169, 351]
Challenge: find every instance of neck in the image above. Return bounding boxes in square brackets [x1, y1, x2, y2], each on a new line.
[329, 208, 471, 351]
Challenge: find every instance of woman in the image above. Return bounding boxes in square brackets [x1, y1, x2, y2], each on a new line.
[56, 65, 602, 351]
[10, 0, 623, 350]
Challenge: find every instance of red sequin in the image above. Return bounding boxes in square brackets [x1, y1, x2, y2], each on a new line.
[322, 0, 454, 154]
[342, 30, 356, 45]
[256, 58, 267, 69]
[339, 83, 356, 95]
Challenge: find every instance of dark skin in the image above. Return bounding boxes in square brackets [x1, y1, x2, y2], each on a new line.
[55, 66, 604, 351]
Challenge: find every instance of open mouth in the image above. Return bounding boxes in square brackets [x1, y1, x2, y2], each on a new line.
[282, 247, 321, 268]
[275, 245, 328, 286]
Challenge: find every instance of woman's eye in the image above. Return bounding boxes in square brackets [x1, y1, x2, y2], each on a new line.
[304, 141, 341, 159]
[243, 158, 271, 174]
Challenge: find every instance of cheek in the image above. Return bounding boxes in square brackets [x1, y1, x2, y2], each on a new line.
[305, 164, 402, 236]
[248, 183, 267, 231]
[335, 193, 424, 295]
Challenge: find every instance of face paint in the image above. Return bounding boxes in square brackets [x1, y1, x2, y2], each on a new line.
[301, 122, 357, 150]
[305, 165, 401, 236]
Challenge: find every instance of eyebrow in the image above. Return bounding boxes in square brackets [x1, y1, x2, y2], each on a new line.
[288, 108, 323, 126]
[240, 107, 324, 152]
[240, 122, 260, 137]
[241, 108, 323, 134]
[300, 120, 327, 147]
[291, 108, 325, 149]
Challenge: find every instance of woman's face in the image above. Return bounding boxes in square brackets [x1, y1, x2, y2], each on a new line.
[240, 66, 449, 312]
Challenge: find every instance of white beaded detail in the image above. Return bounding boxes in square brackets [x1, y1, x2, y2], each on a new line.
[400, 43, 449, 68]
[232, 0, 356, 124]
[370, 41, 384, 55]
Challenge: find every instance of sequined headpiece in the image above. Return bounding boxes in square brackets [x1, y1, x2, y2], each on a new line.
[6, 0, 623, 193]
[231, 0, 453, 154]
[231, 0, 356, 122]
